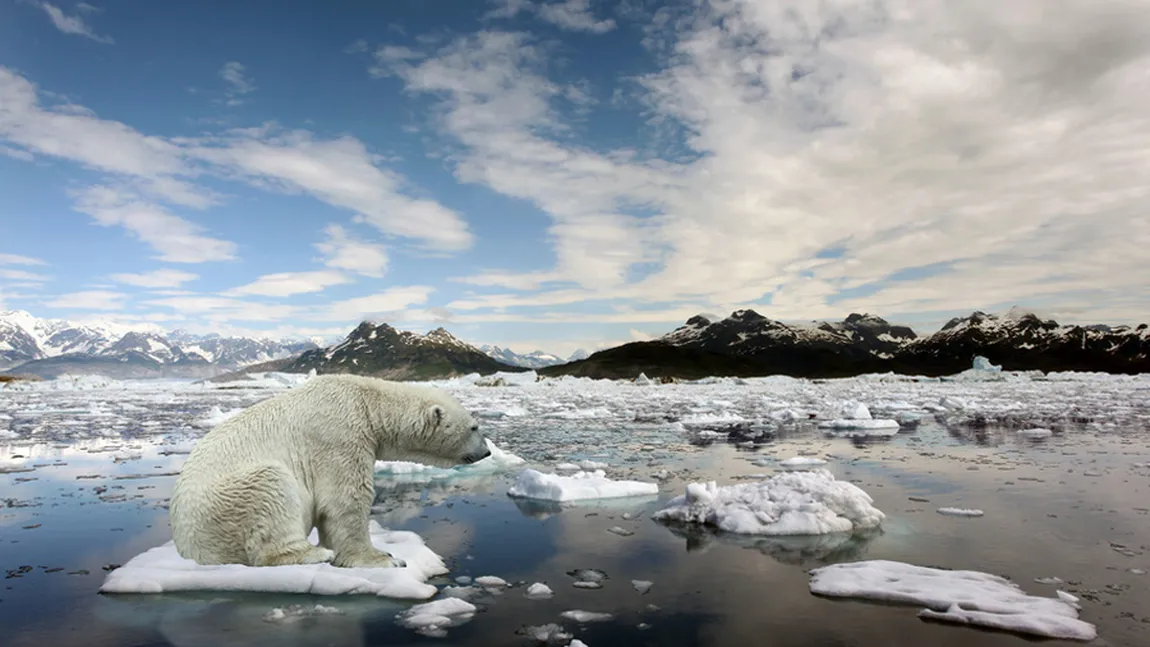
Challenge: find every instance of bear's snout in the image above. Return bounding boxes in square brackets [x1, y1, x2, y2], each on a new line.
[462, 446, 492, 464]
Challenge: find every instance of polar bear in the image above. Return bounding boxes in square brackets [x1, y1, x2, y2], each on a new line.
[169, 374, 489, 568]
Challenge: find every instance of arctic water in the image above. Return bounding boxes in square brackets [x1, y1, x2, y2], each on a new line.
[1, 369, 1149, 647]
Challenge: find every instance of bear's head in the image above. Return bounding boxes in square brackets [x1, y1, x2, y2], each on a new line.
[396, 394, 489, 468]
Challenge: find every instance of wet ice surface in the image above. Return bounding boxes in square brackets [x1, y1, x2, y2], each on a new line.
[2, 371, 1150, 646]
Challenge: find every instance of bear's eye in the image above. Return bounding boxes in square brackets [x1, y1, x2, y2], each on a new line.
[470, 424, 479, 432]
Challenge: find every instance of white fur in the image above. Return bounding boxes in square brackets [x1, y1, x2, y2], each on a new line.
[169, 375, 486, 568]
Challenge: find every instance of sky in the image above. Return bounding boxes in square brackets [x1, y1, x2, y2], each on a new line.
[1, 0, 1148, 357]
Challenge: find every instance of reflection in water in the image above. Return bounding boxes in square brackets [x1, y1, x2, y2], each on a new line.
[657, 521, 883, 567]
[509, 494, 659, 520]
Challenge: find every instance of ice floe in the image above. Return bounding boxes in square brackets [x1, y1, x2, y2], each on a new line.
[99, 521, 447, 599]
[652, 469, 884, 535]
[507, 469, 659, 502]
[937, 507, 985, 517]
[375, 439, 525, 478]
[396, 597, 477, 637]
[808, 560, 1096, 641]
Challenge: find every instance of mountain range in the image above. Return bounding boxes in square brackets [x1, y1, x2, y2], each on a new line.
[539, 308, 1150, 379]
[0, 310, 318, 379]
[4, 307, 1147, 381]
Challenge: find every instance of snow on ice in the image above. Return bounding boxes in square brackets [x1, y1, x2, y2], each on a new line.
[396, 597, 477, 637]
[808, 560, 1097, 641]
[937, 507, 985, 517]
[507, 469, 659, 502]
[652, 469, 885, 536]
[100, 521, 447, 599]
[375, 438, 525, 478]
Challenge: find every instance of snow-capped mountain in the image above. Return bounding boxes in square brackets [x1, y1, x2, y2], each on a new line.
[479, 345, 565, 369]
[543, 308, 1150, 379]
[288, 322, 523, 380]
[0, 310, 318, 378]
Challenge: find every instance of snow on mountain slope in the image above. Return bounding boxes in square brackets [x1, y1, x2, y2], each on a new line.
[480, 345, 566, 369]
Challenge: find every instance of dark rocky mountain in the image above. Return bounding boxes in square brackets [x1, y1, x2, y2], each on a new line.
[479, 345, 565, 369]
[287, 322, 526, 380]
[542, 309, 1150, 379]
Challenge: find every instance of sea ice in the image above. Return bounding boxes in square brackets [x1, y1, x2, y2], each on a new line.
[99, 521, 447, 599]
[816, 401, 899, 434]
[779, 456, 828, 468]
[1017, 428, 1054, 439]
[560, 610, 614, 622]
[808, 560, 1096, 641]
[652, 469, 885, 536]
[195, 406, 244, 428]
[475, 575, 509, 587]
[263, 604, 345, 623]
[396, 597, 477, 637]
[526, 582, 554, 599]
[507, 469, 659, 502]
[937, 507, 985, 517]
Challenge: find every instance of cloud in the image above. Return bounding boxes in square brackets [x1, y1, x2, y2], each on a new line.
[536, 0, 616, 33]
[317, 285, 436, 322]
[0, 268, 50, 283]
[315, 224, 389, 278]
[144, 294, 299, 322]
[44, 290, 125, 310]
[380, 0, 1150, 327]
[0, 66, 471, 267]
[0, 145, 34, 161]
[0, 253, 46, 266]
[109, 269, 198, 289]
[218, 62, 255, 106]
[38, 2, 113, 44]
[486, 0, 616, 33]
[188, 127, 474, 252]
[71, 186, 237, 263]
[224, 270, 352, 297]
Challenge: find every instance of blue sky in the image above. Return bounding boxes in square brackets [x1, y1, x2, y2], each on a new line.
[1, 0, 1147, 356]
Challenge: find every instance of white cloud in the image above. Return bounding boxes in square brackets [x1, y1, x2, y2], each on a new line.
[0, 145, 34, 161]
[109, 269, 198, 289]
[44, 290, 125, 310]
[38, 2, 113, 44]
[188, 127, 474, 252]
[0, 253, 46, 266]
[382, 0, 1150, 327]
[219, 62, 256, 106]
[0, 268, 49, 283]
[72, 186, 237, 263]
[315, 224, 389, 278]
[317, 285, 436, 322]
[225, 270, 352, 297]
[486, 0, 616, 33]
[536, 0, 616, 33]
[145, 294, 299, 322]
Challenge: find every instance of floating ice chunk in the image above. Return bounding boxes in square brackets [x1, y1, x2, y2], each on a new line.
[1017, 428, 1054, 439]
[972, 356, 1002, 372]
[679, 412, 746, 427]
[652, 469, 885, 536]
[632, 580, 653, 594]
[557, 460, 608, 470]
[570, 641, 589, 647]
[195, 406, 244, 428]
[817, 418, 900, 434]
[809, 560, 1096, 641]
[507, 469, 659, 502]
[263, 604, 344, 622]
[0, 429, 19, 440]
[937, 507, 985, 517]
[634, 373, 654, 385]
[780, 456, 828, 468]
[376, 439, 524, 477]
[99, 521, 447, 599]
[475, 575, 508, 588]
[526, 582, 554, 599]
[841, 401, 873, 420]
[396, 597, 476, 637]
[521, 623, 572, 642]
[561, 610, 614, 622]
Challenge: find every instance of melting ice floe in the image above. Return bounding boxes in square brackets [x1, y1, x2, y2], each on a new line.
[507, 469, 659, 502]
[99, 521, 447, 599]
[937, 507, 985, 517]
[817, 402, 899, 435]
[808, 560, 1097, 641]
[396, 597, 477, 637]
[653, 469, 884, 535]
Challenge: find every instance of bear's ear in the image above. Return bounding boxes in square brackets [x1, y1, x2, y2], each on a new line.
[427, 404, 445, 428]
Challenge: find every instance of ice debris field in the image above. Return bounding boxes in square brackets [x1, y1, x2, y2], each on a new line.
[3, 362, 1150, 645]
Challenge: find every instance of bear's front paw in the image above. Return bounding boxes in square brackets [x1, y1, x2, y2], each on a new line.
[335, 551, 407, 569]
